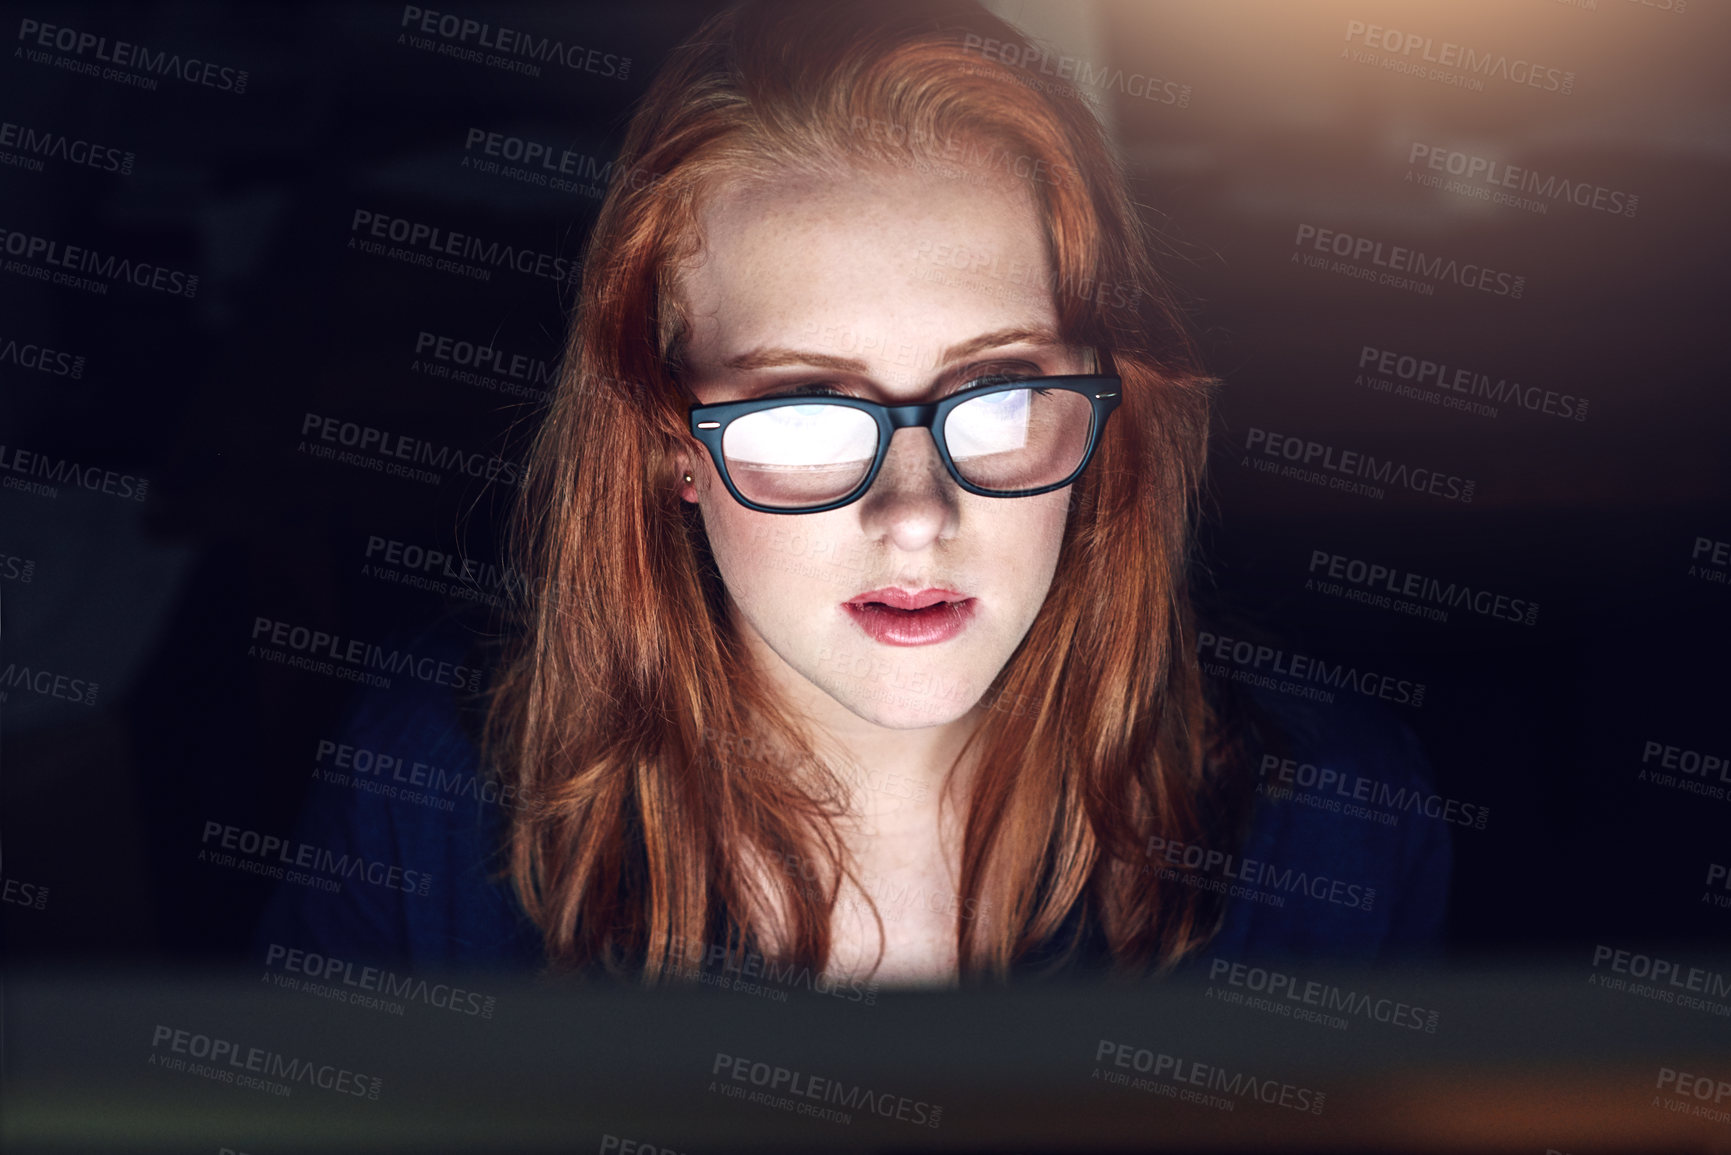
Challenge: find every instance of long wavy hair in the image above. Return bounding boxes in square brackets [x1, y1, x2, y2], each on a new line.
[483, 0, 1250, 983]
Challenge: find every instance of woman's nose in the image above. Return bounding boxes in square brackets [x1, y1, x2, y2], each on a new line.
[856, 427, 959, 550]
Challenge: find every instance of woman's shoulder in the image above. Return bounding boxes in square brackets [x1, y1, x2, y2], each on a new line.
[250, 614, 544, 975]
[1193, 685, 1453, 968]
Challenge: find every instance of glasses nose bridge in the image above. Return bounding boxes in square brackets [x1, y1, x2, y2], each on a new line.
[879, 400, 946, 455]
[880, 400, 943, 432]
[867, 402, 959, 512]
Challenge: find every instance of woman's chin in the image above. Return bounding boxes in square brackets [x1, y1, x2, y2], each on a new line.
[826, 686, 979, 731]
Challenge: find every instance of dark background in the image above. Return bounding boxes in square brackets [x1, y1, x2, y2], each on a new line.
[3, 0, 1727, 963]
[2, 4, 1730, 1150]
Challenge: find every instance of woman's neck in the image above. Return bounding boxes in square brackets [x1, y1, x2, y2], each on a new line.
[734, 615, 986, 984]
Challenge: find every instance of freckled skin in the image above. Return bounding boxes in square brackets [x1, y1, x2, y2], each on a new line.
[674, 164, 1083, 983]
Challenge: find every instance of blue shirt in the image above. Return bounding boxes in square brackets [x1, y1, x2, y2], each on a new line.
[252, 633, 1450, 978]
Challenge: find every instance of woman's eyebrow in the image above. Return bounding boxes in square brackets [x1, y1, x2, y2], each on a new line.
[723, 348, 869, 373]
[938, 326, 1064, 365]
[724, 328, 1065, 375]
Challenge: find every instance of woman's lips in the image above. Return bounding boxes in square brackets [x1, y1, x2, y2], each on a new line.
[842, 588, 977, 646]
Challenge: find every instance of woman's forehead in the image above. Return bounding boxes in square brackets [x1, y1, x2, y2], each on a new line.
[674, 165, 1061, 383]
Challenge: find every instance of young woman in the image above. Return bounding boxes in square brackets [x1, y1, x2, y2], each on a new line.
[257, 0, 1448, 988]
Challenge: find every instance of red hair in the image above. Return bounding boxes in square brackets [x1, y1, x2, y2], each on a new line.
[484, 0, 1249, 982]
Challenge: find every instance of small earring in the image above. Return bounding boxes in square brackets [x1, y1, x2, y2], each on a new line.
[683, 473, 693, 484]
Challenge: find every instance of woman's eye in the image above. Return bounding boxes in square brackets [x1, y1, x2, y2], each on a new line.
[960, 373, 1030, 393]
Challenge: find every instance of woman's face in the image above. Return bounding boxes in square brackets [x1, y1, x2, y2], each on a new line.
[675, 162, 1085, 730]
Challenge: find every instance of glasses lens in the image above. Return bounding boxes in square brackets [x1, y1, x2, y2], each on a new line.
[721, 403, 880, 509]
[944, 386, 1094, 492]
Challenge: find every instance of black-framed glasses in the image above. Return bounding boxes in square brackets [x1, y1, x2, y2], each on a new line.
[687, 375, 1121, 514]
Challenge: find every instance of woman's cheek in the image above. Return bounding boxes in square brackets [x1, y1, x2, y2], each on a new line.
[704, 502, 770, 597]
[986, 491, 1070, 622]
[703, 502, 847, 626]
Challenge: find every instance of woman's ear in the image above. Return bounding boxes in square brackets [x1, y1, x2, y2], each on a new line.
[675, 449, 701, 504]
